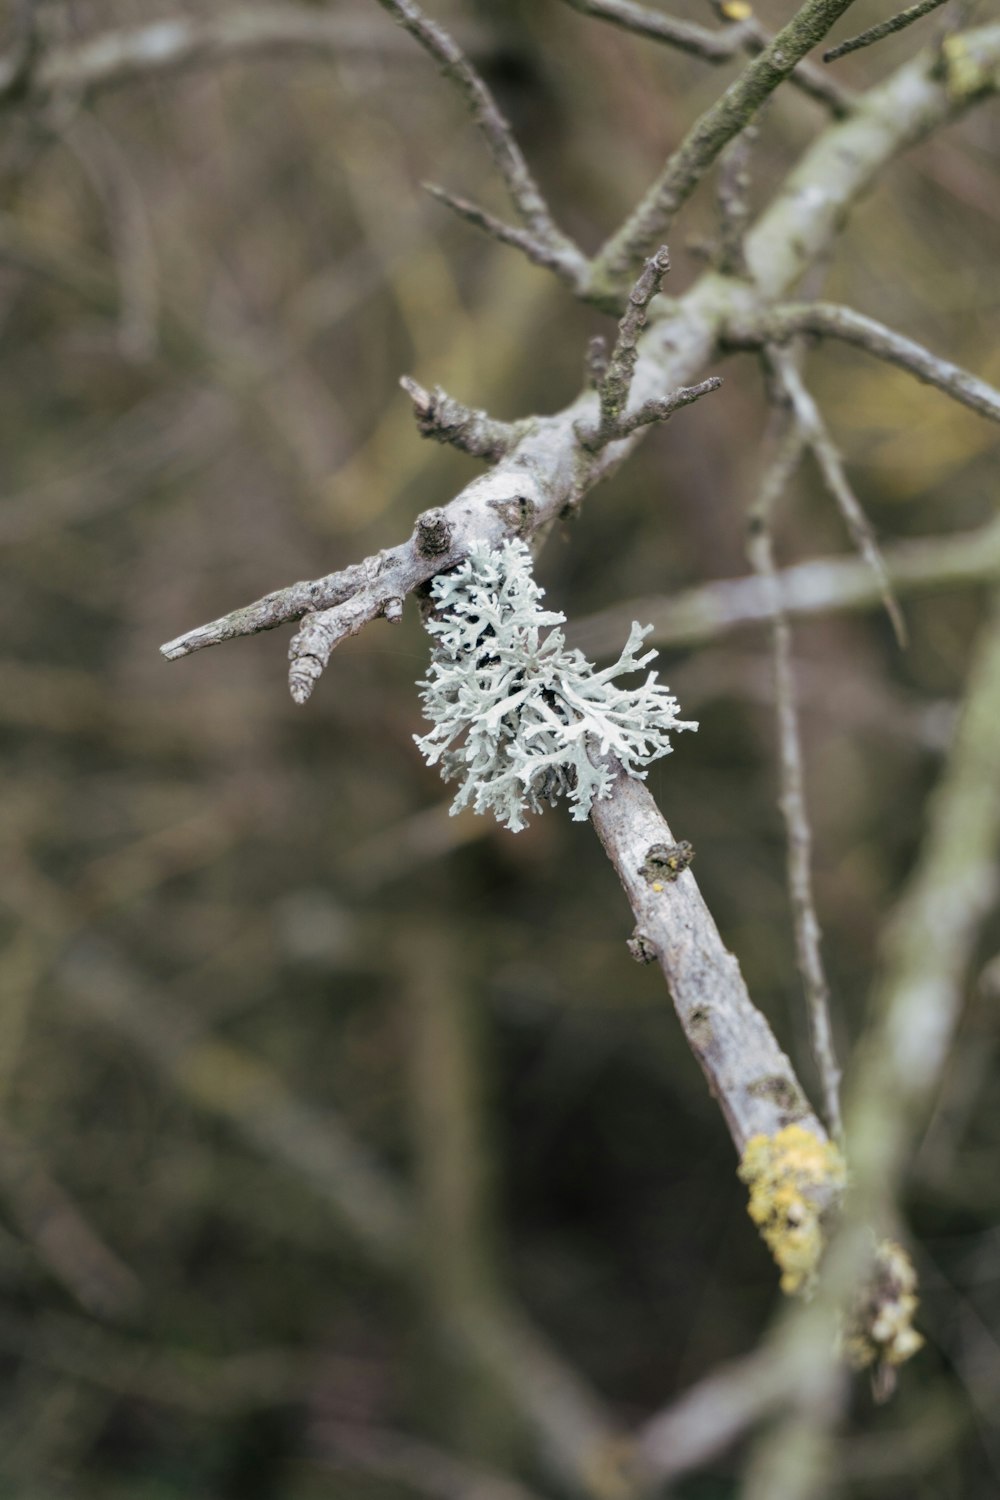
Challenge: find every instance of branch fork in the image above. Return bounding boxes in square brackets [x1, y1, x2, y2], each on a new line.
[575, 247, 723, 450]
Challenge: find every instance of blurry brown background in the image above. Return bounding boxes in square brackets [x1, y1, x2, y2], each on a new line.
[1, 1, 999, 1496]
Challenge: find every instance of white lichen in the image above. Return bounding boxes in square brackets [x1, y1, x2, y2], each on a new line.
[414, 539, 696, 832]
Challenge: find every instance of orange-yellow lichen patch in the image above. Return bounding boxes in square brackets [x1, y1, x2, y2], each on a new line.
[720, 0, 753, 19]
[737, 1124, 846, 1295]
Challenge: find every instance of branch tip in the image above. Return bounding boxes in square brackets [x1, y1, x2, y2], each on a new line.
[400, 374, 519, 460]
[823, 0, 949, 63]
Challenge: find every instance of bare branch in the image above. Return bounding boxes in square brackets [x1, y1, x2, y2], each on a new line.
[162, 29, 1000, 684]
[726, 301, 1000, 425]
[568, 513, 1000, 659]
[399, 376, 522, 460]
[577, 245, 669, 446]
[375, 0, 587, 287]
[590, 765, 830, 1154]
[559, 0, 752, 62]
[573, 246, 724, 449]
[746, 425, 844, 1139]
[11, 8, 457, 100]
[613, 376, 725, 439]
[61, 114, 160, 363]
[423, 182, 584, 287]
[770, 348, 907, 646]
[824, 0, 951, 62]
[848, 588, 1000, 1204]
[584, 0, 864, 303]
[559, 0, 854, 115]
[635, 1347, 791, 1486]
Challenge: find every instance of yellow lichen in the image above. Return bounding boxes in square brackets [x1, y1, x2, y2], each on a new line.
[721, 0, 753, 18]
[941, 35, 996, 101]
[737, 1124, 846, 1295]
[842, 1238, 924, 1375]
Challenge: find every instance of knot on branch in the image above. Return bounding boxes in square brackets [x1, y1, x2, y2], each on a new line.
[626, 928, 657, 964]
[639, 840, 695, 885]
[414, 507, 455, 558]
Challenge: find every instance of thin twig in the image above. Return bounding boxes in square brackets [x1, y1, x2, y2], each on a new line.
[577, 246, 669, 446]
[575, 247, 723, 448]
[824, 0, 951, 62]
[422, 182, 582, 285]
[725, 301, 1000, 426]
[560, 0, 752, 60]
[399, 376, 522, 460]
[583, 0, 863, 303]
[770, 349, 907, 647]
[559, 0, 854, 115]
[705, 0, 856, 113]
[375, 0, 586, 287]
[612, 376, 724, 440]
[746, 424, 844, 1139]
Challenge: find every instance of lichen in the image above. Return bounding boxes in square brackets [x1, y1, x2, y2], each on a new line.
[941, 34, 996, 102]
[840, 1237, 923, 1377]
[737, 1124, 847, 1295]
[414, 539, 696, 832]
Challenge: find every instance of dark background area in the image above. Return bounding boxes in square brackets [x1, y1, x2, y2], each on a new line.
[0, 1, 998, 1495]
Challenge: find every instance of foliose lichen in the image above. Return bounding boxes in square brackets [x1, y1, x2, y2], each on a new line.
[414, 539, 696, 832]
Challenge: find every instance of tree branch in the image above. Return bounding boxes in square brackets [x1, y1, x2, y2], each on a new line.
[374, 0, 587, 289]
[567, 513, 1000, 659]
[726, 300, 1000, 425]
[161, 25, 1000, 683]
[157, 26, 1000, 1297]
[746, 425, 844, 1139]
[558, 0, 854, 115]
[422, 182, 583, 285]
[589, 765, 830, 1154]
[399, 375, 523, 460]
[583, 0, 864, 303]
[824, 0, 951, 63]
[769, 347, 907, 646]
[9, 7, 459, 100]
